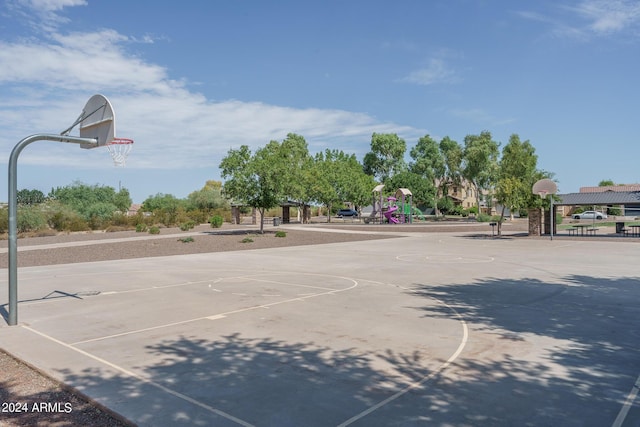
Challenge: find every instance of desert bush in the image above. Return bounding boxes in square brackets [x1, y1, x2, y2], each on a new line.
[275, 231, 287, 238]
[241, 237, 253, 243]
[135, 223, 148, 233]
[109, 212, 131, 227]
[17, 206, 48, 233]
[148, 226, 161, 235]
[0, 208, 8, 234]
[178, 236, 194, 243]
[476, 213, 492, 222]
[209, 215, 224, 228]
[179, 220, 196, 231]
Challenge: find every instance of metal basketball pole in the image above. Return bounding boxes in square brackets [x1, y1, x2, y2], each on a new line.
[7, 134, 97, 326]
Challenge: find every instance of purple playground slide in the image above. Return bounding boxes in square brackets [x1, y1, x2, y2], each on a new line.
[384, 205, 399, 223]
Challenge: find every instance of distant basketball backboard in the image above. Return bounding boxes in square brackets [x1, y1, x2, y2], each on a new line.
[532, 178, 557, 198]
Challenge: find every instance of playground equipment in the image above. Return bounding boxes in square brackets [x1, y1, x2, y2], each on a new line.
[395, 188, 413, 224]
[384, 197, 400, 223]
[370, 184, 385, 223]
[369, 185, 414, 224]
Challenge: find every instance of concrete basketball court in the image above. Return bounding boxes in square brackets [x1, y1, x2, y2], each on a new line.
[1, 228, 639, 426]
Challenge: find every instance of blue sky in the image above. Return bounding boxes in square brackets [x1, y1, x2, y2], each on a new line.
[1, 0, 639, 203]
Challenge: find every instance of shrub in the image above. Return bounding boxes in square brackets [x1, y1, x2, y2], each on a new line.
[476, 213, 492, 222]
[209, 215, 224, 228]
[556, 213, 563, 225]
[241, 237, 253, 243]
[0, 208, 8, 234]
[178, 236, 194, 243]
[148, 226, 161, 235]
[179, 221, 196, 231]
[135, 223, 148, 233]
[110, 213, 131, 227]
[275, 231, 287, 238]
[17, 206, 47, 233]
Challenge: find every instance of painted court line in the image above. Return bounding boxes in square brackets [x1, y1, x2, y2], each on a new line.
[71, 276, 358, 345]
[22, 325, 254, 427]
[338, 298, 469, 426]
[612, 373, 640, 427]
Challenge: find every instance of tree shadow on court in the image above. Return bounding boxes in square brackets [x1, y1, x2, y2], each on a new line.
[55, 333, 425, 426]
[397, 274, 640, 425]
[44, 274, 640, 426]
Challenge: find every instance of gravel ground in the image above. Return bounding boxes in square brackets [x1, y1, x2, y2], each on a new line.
[0, 219, 628, 426]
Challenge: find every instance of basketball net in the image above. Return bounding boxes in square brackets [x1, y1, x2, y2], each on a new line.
[106, 138, 133, 167]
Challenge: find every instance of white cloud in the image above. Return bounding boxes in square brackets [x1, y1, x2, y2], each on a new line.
[8, 0, 87, 31]
[572, 0, 640, 34]
[397, 58, 459, 86]
[0, 26, 421, 171]
[518, 0, 640, 40]
[20, 0, 87, 12]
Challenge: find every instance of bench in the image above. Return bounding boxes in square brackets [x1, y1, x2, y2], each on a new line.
[567, 227, 577, 236]
[586, 228, 599, 235]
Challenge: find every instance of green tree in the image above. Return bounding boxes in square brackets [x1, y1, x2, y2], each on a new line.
[141, 193, 186, 226]
[220, 142, 283, 233]
[385, 171, 434, 208]
[598, 179, 615, 187]
[362, 133, 407, 182]
[462, 131, 500, 212]
[49, 182, 121, 222]
[17, 189, 45, 205]
[187, 180, 227, 211]
[438, 136, 463, 215]
[409, 134, 444, 212]
[278, 133, 313, 206]
[310, 150, 344, 221]
[310, 150, 374, 222]
[113, 188, 133, 213]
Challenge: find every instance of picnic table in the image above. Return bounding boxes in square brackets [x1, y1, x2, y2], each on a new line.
[572, 224, 599, 236]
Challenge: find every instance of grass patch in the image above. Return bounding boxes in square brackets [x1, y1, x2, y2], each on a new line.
[241, 237, 254, 243]
[275, 230, 287, 238]
[178, 236, 194, 243]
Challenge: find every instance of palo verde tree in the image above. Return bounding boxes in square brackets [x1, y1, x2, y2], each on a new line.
[187, 180, 227, 211]
[49, 181, 131, 221]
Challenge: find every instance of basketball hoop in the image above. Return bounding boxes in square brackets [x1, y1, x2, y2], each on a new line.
[537, 190, 549, 199]
[106, 138, 133, 167]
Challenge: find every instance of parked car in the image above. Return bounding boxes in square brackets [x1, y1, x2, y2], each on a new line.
[337, 208, 358, 217]
[573, 210, 607, 220]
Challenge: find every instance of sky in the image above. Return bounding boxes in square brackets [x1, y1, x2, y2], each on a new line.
[1, 0, 639, 203]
